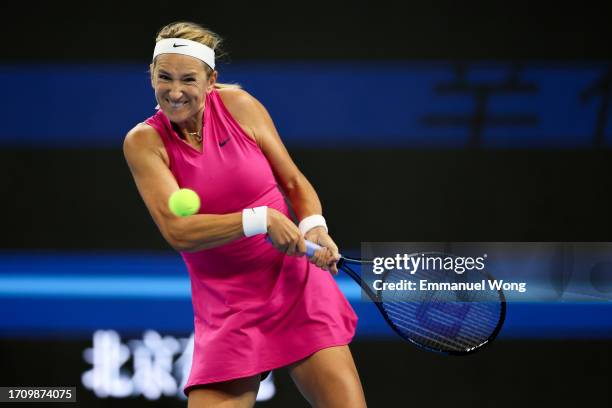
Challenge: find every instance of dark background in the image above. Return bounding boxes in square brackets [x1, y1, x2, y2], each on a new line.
[1, 339, 611, 407]
[2, 2, 612, 61]
[3, 150, 612, 251]
[1, 1, 611, 407]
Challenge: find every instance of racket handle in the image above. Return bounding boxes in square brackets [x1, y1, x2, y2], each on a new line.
[265, 236, 322, 257]
[305, 240, 323, 257]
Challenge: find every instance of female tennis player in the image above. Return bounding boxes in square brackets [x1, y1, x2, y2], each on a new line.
[123, 22, 366, 407]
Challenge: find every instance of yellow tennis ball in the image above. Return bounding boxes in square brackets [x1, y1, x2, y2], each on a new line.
[168, 189, 200, 217]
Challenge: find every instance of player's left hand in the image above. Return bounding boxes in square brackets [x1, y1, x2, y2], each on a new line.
[304, 226, 340, 275]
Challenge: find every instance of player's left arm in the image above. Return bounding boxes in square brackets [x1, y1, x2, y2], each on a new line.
[219, 88, 339, 273]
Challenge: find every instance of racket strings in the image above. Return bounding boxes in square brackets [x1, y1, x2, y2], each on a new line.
[378, 266, 504, 353]
[384, 301, 501, 351]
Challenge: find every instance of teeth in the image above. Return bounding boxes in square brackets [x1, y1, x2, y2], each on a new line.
[169, 101, 185, 109]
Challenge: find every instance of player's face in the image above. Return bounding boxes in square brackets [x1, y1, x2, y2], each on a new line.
[151, 54, 216, 124]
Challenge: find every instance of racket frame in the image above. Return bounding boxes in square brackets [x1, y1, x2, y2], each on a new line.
[337, 255, 507, 355]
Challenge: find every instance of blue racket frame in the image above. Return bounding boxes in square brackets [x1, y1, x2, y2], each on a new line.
[304, 240, 507, 355]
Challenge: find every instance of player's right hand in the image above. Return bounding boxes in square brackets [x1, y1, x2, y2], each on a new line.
[266, 208, 306, 257]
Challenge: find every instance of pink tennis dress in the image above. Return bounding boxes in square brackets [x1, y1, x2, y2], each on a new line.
[144, 89, 357, 396]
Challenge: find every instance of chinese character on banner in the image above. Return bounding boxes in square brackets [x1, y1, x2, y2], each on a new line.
[422, 63, 538, 148]
[82, 330, 133, 398]
[129, 330, 181, 400]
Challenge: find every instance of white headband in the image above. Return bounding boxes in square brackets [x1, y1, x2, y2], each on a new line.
[153, 38, 215, 70]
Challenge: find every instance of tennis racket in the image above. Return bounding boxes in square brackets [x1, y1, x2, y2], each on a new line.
[304, 240, 506, 355]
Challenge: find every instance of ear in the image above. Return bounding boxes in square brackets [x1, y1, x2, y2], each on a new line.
[206, 70, 218, 93]
[149, 63, 156, 88]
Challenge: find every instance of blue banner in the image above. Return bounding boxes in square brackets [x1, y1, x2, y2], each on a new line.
[1, 62, 610, 148]
[1, 251, 611, 339]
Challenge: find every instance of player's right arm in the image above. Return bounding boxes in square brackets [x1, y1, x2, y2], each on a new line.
[123, 123, 242, 251]
[123, 123, 301, 253]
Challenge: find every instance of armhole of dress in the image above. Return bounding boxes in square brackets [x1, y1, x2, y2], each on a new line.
[213, 91, 261, 150]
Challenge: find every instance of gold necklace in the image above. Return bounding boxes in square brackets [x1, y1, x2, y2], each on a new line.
[186, 130, 202, 143]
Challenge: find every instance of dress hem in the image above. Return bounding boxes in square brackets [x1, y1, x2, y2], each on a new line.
[183, 335, 355, 397]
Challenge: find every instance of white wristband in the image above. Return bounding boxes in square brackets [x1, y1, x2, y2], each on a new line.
[242, 206, 268, 237]
[298, 214, 328, 235]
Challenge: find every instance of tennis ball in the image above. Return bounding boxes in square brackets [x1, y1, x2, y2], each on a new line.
[169, 188, 200, 217]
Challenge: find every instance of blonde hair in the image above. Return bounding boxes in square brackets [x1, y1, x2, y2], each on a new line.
[154, 21, 240, 89]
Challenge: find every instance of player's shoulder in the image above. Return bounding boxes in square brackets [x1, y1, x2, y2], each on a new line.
[123, 122, 163, 158]
[217, 87, 261, 121]
[217, 86, 254, 105]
